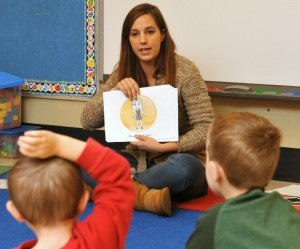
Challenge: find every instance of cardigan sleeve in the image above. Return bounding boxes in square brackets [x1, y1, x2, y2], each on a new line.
[176, 56, 214, 154]
[80, 71, 118, 130]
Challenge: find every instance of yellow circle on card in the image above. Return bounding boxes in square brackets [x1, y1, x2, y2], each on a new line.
[120, 95, 157, 132]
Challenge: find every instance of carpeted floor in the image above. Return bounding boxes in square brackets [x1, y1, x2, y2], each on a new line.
[0, 169, 224, 249]
[1, 170, 298, 248]
[1, 167, 298, 249]
[172, 188, 224, 211]
[0, 184, 203, 249]
[1, 169, 205, 248]
[125, 208, 202, 249]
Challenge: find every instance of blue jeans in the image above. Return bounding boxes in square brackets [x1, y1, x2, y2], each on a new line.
[83, 151, 207, 201]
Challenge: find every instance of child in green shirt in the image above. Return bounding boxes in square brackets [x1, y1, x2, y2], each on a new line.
[186, 112, 300, 249]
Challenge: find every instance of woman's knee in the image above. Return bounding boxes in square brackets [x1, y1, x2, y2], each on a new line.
[170, 153, 205, 176]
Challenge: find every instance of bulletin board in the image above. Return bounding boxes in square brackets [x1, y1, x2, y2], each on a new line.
[0, 0, 97, 97]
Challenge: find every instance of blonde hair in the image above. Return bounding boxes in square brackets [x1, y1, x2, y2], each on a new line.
[207, 112, 281, 189]
[8, 156, 84, 226]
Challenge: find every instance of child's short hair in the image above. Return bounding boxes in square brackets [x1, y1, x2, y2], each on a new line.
[207, 112, 281, 189]
[8, 156, 84, 226]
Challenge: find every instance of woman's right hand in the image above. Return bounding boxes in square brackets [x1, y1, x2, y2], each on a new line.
[112, 77, 140, 100]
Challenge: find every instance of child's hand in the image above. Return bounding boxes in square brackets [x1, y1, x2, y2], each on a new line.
[18, 130, 86, 161]
[17, 130, 60, 159]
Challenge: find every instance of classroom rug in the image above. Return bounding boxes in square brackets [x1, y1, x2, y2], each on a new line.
[294, 205, 300, 211]
[0, 188, 202, 249]
[172, 188, 225, 211]
[0, 166, 12, 176]
[172, 187, 300, 212]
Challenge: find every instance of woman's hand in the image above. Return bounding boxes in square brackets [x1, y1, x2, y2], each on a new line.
[131, 135, 162, 153]
[131, 135, 179, 154]
[112, 77, 140, 100]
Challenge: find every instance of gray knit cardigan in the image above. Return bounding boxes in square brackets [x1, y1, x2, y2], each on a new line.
[80, 54, 214, 171]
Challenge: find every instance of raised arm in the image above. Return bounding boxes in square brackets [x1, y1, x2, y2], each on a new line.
[17, 130, 85, 161]
[18, 130, 135, 249]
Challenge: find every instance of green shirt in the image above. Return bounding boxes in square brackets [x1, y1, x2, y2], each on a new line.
[186, 189, 300, 249]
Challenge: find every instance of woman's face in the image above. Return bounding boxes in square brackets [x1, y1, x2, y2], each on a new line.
[129, 14, 165, 66]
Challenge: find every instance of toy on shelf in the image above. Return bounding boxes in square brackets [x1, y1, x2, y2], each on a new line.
[0, 72, 24, 130]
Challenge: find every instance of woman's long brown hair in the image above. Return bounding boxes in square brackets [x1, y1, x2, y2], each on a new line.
[117, 3, 176, 87]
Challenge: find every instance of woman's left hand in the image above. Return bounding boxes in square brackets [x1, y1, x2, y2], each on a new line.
[131, 135, 180, 154]
[131, 135, 162, 153]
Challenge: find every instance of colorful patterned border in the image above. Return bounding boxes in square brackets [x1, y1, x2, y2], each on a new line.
[22, 0, 97, 97]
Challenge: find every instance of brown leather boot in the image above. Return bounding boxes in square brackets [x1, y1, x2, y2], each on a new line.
[133, 180, 172, 217]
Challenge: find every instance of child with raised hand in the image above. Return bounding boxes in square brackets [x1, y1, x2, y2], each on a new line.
[6, 130, 135, 249]
[185, 112, 300, 249]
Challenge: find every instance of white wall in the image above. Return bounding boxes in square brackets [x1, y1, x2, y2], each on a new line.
[104, 0, 300, 86]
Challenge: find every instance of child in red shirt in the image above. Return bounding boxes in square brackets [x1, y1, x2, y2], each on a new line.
[6, 130, 135, 249]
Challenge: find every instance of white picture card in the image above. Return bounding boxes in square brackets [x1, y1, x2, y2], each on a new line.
[103, 85, 178, 142]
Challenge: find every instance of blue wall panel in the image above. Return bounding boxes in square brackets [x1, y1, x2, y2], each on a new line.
[0, 0, 85, 82]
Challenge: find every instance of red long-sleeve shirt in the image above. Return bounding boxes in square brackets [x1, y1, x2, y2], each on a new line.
[15, 138, 135, 249]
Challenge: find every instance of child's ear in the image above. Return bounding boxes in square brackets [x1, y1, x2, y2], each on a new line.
[6, 200, 25, 222]
[210, 161, 224, 183]
[77, 190, 89, 215]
